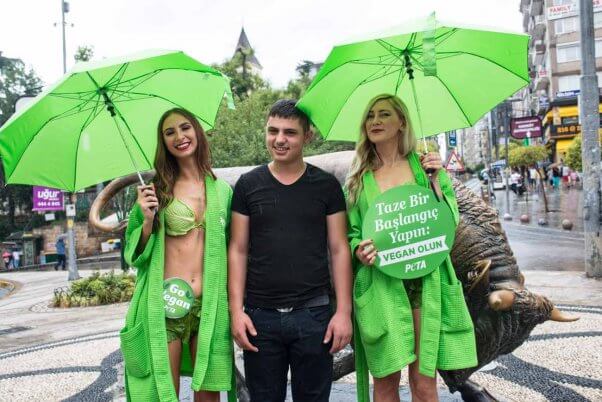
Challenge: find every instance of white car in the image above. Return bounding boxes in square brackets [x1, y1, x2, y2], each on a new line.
[492, 171, 507, 190]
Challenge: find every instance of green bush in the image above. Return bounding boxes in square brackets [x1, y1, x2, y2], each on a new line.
[53, 270, 135, 307]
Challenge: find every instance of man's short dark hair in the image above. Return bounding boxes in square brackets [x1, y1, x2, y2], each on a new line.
[267, 99, 311, 133]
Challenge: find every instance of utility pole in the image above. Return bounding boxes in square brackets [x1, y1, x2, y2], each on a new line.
[504, 101, 511, 217]
[61, 0, 68, 74]
[59, 0, 79, 280]
[580, 0, 602, 277]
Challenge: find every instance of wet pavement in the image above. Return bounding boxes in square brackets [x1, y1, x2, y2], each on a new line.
[489, 182, 584, 232]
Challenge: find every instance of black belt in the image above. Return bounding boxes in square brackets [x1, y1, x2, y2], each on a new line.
[249, 294, 330, 313]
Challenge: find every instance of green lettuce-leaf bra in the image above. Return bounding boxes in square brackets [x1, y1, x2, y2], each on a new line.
[164, 198, 206, 236]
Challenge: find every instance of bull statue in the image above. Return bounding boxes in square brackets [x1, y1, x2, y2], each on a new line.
[90, 151, 577, 402]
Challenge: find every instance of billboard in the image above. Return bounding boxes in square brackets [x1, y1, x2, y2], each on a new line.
[511, 116, 542, 139]
[32, 186, 64, 211]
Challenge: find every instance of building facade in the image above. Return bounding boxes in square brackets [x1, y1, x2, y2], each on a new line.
[520, 0, 602, 163]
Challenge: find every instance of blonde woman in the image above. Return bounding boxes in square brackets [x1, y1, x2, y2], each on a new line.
[346, 95, 477, 402]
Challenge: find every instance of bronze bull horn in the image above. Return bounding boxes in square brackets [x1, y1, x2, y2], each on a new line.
[88, 171, 156, 234]
[550, 307, 580, 322]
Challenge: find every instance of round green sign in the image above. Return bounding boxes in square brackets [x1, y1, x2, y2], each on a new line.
[163, 277, 195, 319]
[362, 185, 455, 279]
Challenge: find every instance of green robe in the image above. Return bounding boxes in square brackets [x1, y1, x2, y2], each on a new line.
[347, 152, 477, 402]
[121, 176, 236, 402]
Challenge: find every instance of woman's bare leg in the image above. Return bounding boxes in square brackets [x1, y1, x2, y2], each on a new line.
[408, 309, 438, 402]
[190, 335, 220, 402]
[373, 370, 401, 402]
[168, 339, 182, 397]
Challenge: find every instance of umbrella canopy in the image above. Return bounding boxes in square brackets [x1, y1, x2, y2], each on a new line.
[297, 15, 529, 142]
[0, 49, 233, 191]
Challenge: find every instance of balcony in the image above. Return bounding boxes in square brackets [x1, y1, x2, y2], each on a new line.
[531, 15, 547, 40]
[534, 40, 546, 64]
[530, 0, 544, 16]
[534, 67, 550, 91]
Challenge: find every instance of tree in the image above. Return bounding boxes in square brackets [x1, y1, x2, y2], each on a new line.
[209, 86, 354, 167]
[565, 135, 582, 172]
[213, 52, 266, 99]
[74, 45, 94, 62]
[285, 60, 315, 99]
[0, 56, 43, 234]
[0, 56, 42, 126]
[508, 144, 551, 212]
[209, 89, 278, 168]
[508, 144, 549, 167]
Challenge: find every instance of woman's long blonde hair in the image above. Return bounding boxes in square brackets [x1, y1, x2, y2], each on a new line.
[345, 94, 416, 206]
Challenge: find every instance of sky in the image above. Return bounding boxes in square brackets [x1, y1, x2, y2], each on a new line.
[1, 0, 524, 90]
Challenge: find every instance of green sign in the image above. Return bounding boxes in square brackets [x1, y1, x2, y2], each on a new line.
[163, 277, 194, 319]
[362, 185, 455, 279]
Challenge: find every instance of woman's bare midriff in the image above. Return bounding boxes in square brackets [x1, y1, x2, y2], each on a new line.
[164, 228, 205, 297]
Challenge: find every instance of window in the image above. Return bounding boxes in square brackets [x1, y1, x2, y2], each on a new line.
[557, 43, 580, 62]
[557, 73, 602, 92]
[555, 16, 578, 34]
[554, 12, 602, 33]
[596, 40, 602, 57]
[557, 74, 580, 91]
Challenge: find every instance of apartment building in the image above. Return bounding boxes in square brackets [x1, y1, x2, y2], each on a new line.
[521, 0, 602, 161]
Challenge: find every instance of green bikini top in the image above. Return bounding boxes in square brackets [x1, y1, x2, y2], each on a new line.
[164, 198, 206, 236]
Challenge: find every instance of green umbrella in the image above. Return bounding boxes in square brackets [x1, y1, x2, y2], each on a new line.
[0, 49, 234, 191]
[297, 14, 529, 144]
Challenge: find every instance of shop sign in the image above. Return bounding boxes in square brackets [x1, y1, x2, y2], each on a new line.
[548, 0, 602, 20]
[32, 186, 64, 211]
[511, 117, 543, 139]
[550, 123, 580, 137]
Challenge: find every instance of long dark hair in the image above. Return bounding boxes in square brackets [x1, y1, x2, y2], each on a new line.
[153, 108, 215, 212]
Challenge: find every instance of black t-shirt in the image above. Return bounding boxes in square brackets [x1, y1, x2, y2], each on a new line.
[231, 163, 346, 308]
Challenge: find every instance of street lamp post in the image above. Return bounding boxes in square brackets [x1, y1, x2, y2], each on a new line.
[579, 0, 602, 277]
[59, 0, 79, 280]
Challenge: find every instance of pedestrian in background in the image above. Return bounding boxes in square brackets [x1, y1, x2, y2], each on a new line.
[561, 160, 570, 188]
[11, 248, 20, 269]
[552, 166, 561, 189]
[528, 166, 537, 191]
[54, 237, 66, 271]
[2, 251, 12, 270]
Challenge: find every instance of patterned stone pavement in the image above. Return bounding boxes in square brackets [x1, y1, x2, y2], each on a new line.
[1, 221, 600, 401]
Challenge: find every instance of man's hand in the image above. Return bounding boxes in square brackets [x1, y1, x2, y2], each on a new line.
[323, 311, 352, 354]
[230, 310, 259, 352]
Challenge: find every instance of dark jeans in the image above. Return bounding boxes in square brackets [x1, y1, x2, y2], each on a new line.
[243, 305, 333, 402]
[54, 254, 66, 270]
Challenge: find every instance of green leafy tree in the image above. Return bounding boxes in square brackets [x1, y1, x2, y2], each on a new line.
[209, 89, 278, 167]
[285, 60, 315, 99]
[565, 135, 582, 172]
[74, 45, 94, 62]
[0, 55, 43, 234]
[213, 52, 266, 99]
[209, 87, 354, 167]
[508, 144, 549, 167]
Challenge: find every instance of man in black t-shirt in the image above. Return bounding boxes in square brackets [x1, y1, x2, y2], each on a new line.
[228, 100, 352, 402]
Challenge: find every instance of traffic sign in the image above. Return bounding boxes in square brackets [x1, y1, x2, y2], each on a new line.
[445, 150, 465, 172]
[448, 131, 457, 147]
